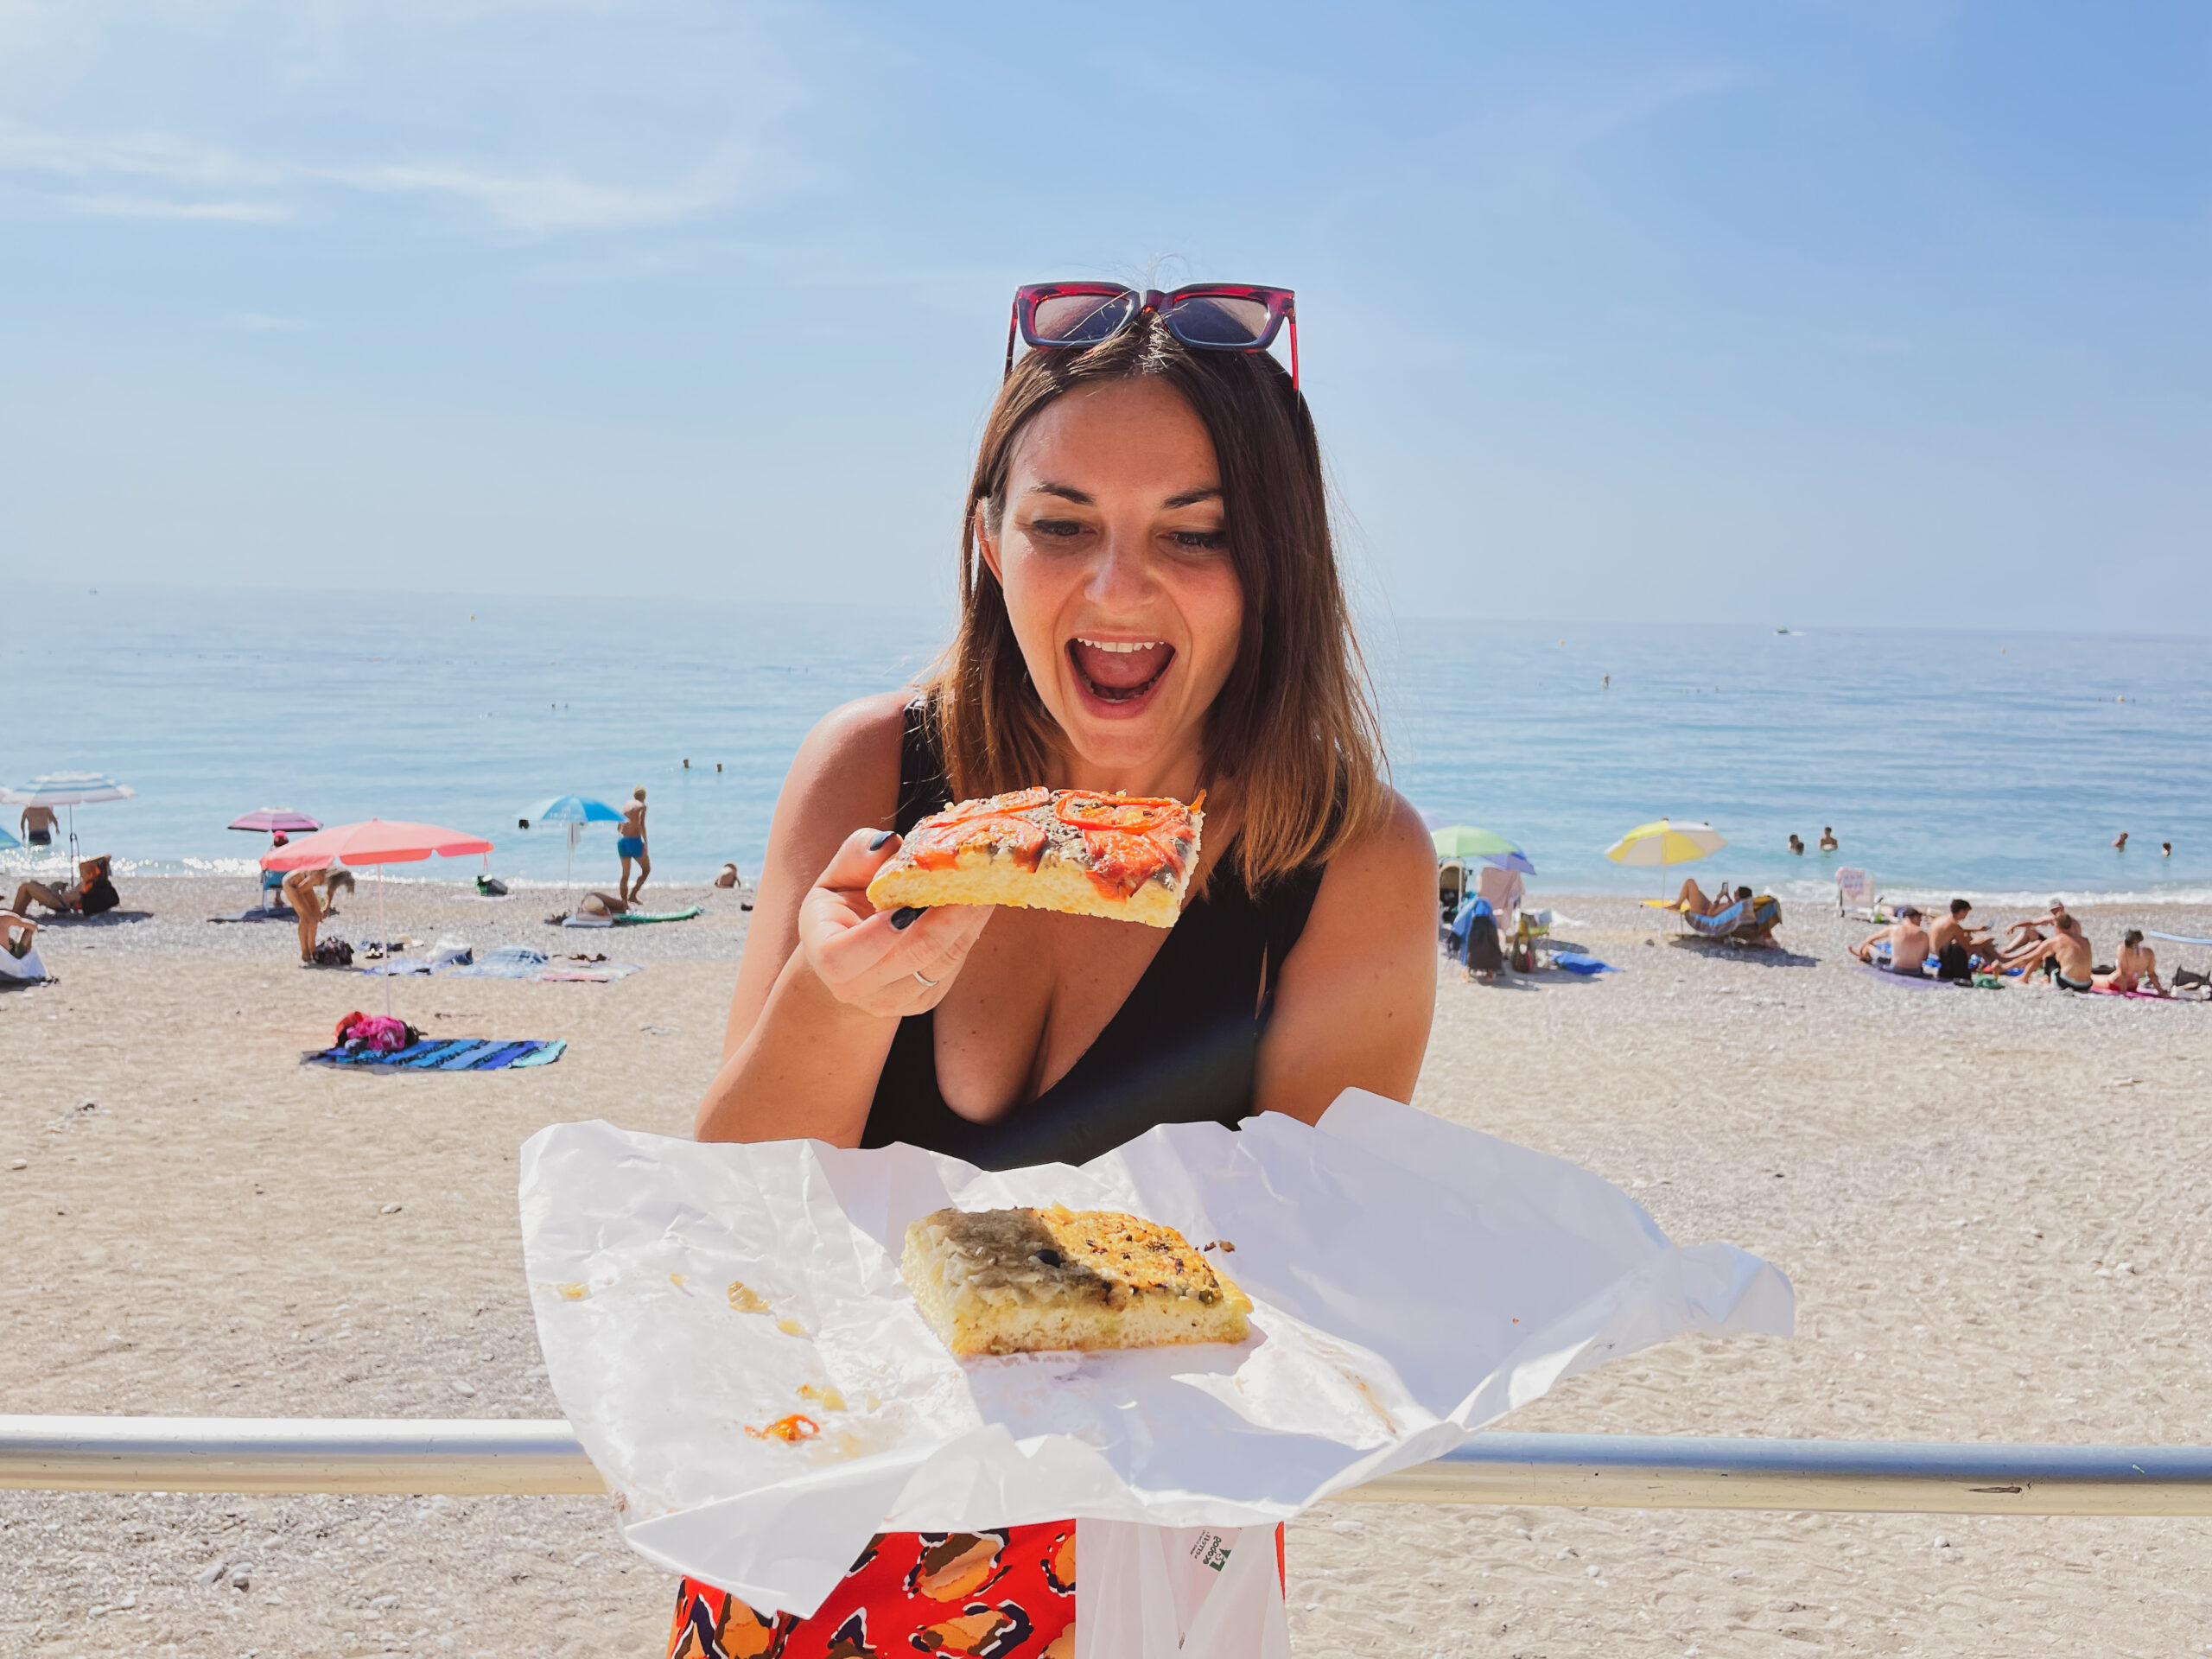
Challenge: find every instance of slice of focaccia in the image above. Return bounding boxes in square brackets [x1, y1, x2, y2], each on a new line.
[865, 788, 1203, 929]
[901, 1205, 1251, 1356]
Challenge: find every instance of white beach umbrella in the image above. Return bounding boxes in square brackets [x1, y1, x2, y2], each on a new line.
[3, 772, 138, 861]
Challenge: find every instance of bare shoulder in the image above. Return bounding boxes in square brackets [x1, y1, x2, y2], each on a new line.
[781, 690, 912, 830]
[1313, 788, 1436, 914]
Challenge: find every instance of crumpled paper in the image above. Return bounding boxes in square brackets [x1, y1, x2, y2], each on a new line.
[518, 1089, 1792, 1617]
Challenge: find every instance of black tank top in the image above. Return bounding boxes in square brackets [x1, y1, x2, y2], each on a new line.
[861, 702, 1326, 1171]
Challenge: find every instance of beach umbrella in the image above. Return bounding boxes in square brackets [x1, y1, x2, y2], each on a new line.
[1606, 818, 1727, 899]
[230, 808, 322, 835]
[227, 810, 322, 910]
[3, 772, 137, 861]
[264, 820, 496, 1014]
[1429, 825, 1536, 874]
[0, 824, 19, 853]
[523, 796, 624, 905]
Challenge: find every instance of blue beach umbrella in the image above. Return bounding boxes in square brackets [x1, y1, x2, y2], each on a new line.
[0, 824, 19, 852]
[522, 795, 625, 899]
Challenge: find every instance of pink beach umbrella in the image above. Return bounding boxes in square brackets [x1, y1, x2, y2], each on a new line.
[264, 820, 495, 1014]
[230, 809, 323, 910]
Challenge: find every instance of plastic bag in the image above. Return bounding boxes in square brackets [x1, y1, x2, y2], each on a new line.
[1074, 1522, 1289, 1659]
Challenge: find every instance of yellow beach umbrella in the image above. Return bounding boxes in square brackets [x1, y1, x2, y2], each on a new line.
[1605, 818, 1727, 868]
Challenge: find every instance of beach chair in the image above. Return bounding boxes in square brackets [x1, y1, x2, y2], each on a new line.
[1835, 868, 1875, 919]
[1681, 894, 1783, 946]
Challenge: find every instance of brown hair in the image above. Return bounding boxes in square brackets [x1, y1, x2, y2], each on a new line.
[924, 315, 1385, 891]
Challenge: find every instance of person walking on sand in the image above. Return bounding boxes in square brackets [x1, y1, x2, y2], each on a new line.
[617, 787, 651, 904]
[1853, 906, 1930, 975]
[281, 866, 355, 965]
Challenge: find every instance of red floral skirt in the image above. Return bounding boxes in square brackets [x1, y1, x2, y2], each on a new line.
[668, 1524, 1077, 1659]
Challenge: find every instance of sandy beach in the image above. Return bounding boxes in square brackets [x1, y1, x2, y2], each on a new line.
[3, 877, 2209, 1656]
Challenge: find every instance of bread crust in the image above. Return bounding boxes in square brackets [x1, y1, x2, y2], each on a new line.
[867, 790, 1203, 929]
[902, 1205, 1252, 1356]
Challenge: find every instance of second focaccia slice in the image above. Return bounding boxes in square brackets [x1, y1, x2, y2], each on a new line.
[866, 788, 1203, 929]
[901, 1205, 1251, 1355]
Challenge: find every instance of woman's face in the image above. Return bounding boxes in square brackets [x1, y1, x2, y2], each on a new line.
[978, 377, 1244, 785]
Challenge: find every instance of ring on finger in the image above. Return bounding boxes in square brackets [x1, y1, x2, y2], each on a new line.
[912, 969, 938, 988]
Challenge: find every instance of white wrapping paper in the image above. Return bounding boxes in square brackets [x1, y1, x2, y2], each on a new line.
[518, 1090, 1792, 1617]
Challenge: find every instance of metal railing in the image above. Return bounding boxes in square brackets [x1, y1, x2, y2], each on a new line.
[7, 1417, 2212, 1516]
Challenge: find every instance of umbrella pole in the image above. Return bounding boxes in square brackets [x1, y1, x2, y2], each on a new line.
[378, 866, 391, 1020]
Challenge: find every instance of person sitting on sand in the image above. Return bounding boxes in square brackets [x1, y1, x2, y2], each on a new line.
[11, 855, 119, 919]
[617, 787, 651, 905]
[714, 861, 744, 890]
[1818, 827, 1838, 852]
[1853, 906, 1930, 975]
[2007, 912, 2097, 991]
[1928, 899, 1993, 982]
[2098, 930, 2164, 995]
[281, 866, 356, 965]
[1994, 899, 2069, 961]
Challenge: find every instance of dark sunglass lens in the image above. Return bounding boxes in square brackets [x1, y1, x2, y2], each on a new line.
[1031, 291, 1136, 346]
[1163, 295, 1272, 346]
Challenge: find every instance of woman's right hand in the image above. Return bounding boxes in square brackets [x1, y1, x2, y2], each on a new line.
[797, 829, 993, 1018]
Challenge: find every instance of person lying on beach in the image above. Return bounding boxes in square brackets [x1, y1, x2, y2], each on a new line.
[1853, 906, 1930, 974]
[1928, 899, 1993, 981]
[2006, 913, 2097, 991]
[11, 856, 119, 919]
[1, 910, 38, 959]
[280, 867, 356, 965]
[575, 891, 632, 918]
[1674, 878, 1751, 916]
[2097, 931, 2164, 995]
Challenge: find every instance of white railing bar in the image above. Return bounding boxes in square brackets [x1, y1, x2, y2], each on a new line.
[5, 1418, 2210, 1516]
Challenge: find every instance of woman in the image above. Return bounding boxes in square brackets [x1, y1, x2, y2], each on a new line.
[676, 287, 1435, 1658]
[618, 787, 651, 904]
[280, 866, 355, 965]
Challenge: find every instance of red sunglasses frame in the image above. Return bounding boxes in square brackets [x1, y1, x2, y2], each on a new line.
[1005, 282, 1300, 388]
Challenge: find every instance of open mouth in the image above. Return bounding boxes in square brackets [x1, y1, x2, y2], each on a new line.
[1068, 637, 1174, 706]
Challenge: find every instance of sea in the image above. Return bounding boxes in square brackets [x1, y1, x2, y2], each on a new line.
[12, 583, 2210, 908]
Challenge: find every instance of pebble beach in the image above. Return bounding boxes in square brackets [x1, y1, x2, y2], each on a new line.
[3, 878, 2209, 1656]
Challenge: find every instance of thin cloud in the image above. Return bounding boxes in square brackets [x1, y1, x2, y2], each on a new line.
[0, 122, 760, 233]
[237, 312, 310, 331]
[64, 193, 294, 222]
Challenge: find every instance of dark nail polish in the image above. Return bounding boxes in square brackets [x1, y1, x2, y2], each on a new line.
[890, 906, 924, 931]
[869, 831, 895, 851]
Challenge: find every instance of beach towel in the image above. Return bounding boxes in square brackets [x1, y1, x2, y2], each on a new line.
[209, 904, 296, 923]
[0, 943, 50, 983]
[451, 945, 643, 982]
[2147, 931, 2212, 947]
[1552, 953, 1619, 975]
[307, 1038, 566, 1070]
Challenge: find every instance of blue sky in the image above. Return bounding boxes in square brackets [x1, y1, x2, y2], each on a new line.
[3, 2, 2206, 630]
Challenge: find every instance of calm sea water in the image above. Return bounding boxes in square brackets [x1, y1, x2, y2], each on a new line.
[13, 584, 2210, 906]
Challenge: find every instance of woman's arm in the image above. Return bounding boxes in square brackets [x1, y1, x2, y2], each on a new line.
[1252, 789, 1439, 1125]
[696, 693, 991, 1146]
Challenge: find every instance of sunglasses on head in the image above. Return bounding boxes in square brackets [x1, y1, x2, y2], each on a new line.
[1007, 282, 1299, 387]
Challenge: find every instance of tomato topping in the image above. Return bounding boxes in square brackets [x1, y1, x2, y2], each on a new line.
[1054, 792, 1188, 833]
[1081, 828, 1177, 898]
[935, 787, 1051, 825]
[746, 1414, 820, 1443]
[908, 815, 1047, 873]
